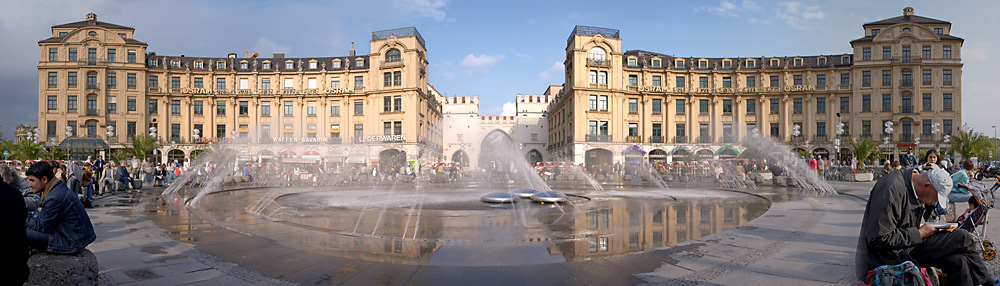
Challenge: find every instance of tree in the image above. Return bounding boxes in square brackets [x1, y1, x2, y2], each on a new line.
[796, 149, 811, 158]
[947, 128, 995, 161]
[9, 139, 45, 161]
[849, 138, 880, 169]
[44, 146, 67, 160]
[127, 134, 159, 160]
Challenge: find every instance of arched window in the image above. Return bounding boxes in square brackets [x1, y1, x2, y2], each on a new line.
[385, 49, 401, 62]
[88, 31, 97, 37]
[589, 48, 606, 62]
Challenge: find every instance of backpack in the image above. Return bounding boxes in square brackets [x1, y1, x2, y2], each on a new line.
[865, 261, 933, 286]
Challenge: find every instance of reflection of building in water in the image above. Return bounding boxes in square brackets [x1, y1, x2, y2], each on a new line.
[560, 197, 761, 260]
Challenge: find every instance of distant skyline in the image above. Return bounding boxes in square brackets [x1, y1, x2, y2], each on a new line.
[1, 0, 998, 139]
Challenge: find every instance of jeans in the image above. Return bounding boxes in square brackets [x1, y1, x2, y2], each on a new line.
[118, 177, 137, 190]
[949, 192, 975, 205]
[26, 229, 48, 251]
[86, 182, 95, 199]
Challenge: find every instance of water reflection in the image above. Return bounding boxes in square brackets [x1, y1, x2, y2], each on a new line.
[151, 187, 767, 266]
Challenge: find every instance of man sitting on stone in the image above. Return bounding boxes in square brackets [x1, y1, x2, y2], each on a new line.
[855, 168, 997, 286]
[24, 161, 96, 254]
[116, 160, 138, 191]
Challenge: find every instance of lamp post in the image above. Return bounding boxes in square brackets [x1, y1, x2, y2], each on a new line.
[106, 125, 115, 158]
[884, 121, 895, 164]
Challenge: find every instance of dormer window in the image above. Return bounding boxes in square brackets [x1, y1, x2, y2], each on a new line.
[651, 59, 660, 67]
[118, 33, 126, 39]
[309, 61, 317, 69]
[170, 61, 180, 68]
[627, 58, 637, 67]
[842, 56, 850, 64]
[722, 60, 731, 69]
[675, 60, 684, 68]
[771, 59, 779, 67]
[818, 58, 826, 65]
[356, 58, 364, 67]
[871, 29, 880, 36]
[698, 60, 707, 69]
[148, 59, 157, 66]
[217, 62, 225, 69]
[194, 61, 203, 69]
[261, 62, 269, 69]
[59, 32, 67, 37]
[746, 60, 755, 68]
[240, 62, 248, 69]
[333, 60, 341, 69]
[285, 62, 293, 69]
[794, 59, 802, 66]
[934, 28, 943, 35]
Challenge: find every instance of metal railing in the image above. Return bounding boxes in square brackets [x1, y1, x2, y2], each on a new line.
[697, 136, 712, 143]
[587, 59, 610, 67]
[674, 136, 688, 143]
[899, 106, 914, 114]
[649, 136, 663, 143]
[86, 109, 100, 116]
[722, 135, 736, 143]
[585, 134, 612, 142]
[899, 133, 913, 142]
[626, 136, 642, 143]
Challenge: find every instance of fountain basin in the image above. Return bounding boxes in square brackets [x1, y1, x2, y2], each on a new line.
[480, 192, 517, 203]
[512, 188, 536, 198]
[529, 191, 567, 203]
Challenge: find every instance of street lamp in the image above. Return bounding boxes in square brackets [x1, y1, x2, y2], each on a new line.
[835, 122, 845, 162]
[884, 121, 895, 163]
[192, 129, 200, 142]
[149, 126, 157, 138]
[64, 125, 73, 138]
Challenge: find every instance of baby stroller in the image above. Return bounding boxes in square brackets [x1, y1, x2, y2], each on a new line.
[955, 181, 997, 260]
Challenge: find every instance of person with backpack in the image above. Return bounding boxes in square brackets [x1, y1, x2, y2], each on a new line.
[855, 168, 997, 286]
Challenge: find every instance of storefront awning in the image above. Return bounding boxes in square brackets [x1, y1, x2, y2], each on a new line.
[281, 157, 319, 164]
[670, 145, 692, 154]
[716, 145, 740, 156]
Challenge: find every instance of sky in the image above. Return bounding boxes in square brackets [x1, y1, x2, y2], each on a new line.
[1, 0, 999, 139]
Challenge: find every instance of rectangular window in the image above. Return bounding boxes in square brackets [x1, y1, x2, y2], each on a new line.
[148, 99, 157, 114]
[883, 46, 891, 59]
[330, 78, 340, 88]
[285, 62, 293, 70]
[171, 77, 180, 89]
[193, 77, 203, 88]
[627, 58, 637, 67]
[771, 59, 779, 67]
[394, 121, 402, 135]
[307, 78, 317, 89]
[67, 96, 77, 111]
[384, 72, 392, 86]
[840, 73, 850, 85]
[862, 95, 871, 111]
[871, 29, 880, 36]
[194, 124, 205, 139]
[216, 62, 225, 69]
[354, 124, 363, 139]
[793, 98, 802, 114]
[330, 101, 340, 116]
[598, 95, 608, 111]
[699, 76, 708, 88]
[628, 123, 638, 137]
[628, 75, 638, 86]
[357, 58, 364, 67]
[261, 102, 271, 116]
[816, 74, 825, 86]
[770, 76, 779, 87]
[676, 99, 685, 115]
[588, 95, 597, 111]
[128, 51, 136, 63]
[746, 99, 756, 114]
[922, 70, 931, 85]
[599, 121, 608, 135]
[652, 75, 661, 86]
[943, 45, 952, 59]
[818, 58, 826, 65]
[675, 60, 684, 68]
[599, 71, 607, 84]
[238, 78, 248, 90]
[922, 93, 932, 111]
[817, 122, 826, 137]
[944, 120, 953, 135]
[770, 99, 779, 114]
[106, 73, 116, 87]
[106, 97, 116, 113]
[67, 121, 76, 137]
[384, 96, 392, 112]
[127, 121, 136, 138]
[260, 78, 270, 90]
[47, 72, 57, 87]
[652, 123, 662, 137]
[882, 70, 891, 86]
[284, 101, 293, 116]
[628, 98, 638, 114]
[393, 71, 401, 86]
[722, 76, 731, 88]
[193, 101, 203, 115]
[793, 75, 802, 86]
[393, 96, 401, 112]
[652, 98, 662, 114]
[88, 48, 97, 65]
[216, 78, 225, 89]
[862, 71, 871, 86]
[107, 48, 116, 62]
[354, 76, 363, 88]
[171, 100, 180, 114]
[652, 59, 660, 67]
[722, 99, 732, 114]
[147, 75, 157, 88]
[699, 60, 707, 69]
[67, 72, 77, 87]
[354, 100, 363, 115]
[127, 97, 136, 112]
[284, 78, 293, 89]
[794, 58, 802, 66]
[816, 98, 825, 113]
[68, 48, 76, 61]
[923, 119, 932, 135]
[240, 101, 249, 115]
[48, 48, 57, 61]
[902, 71, 912, 86]
[676, 123, 686, 138]
[216, 124, 226, 138]
[943, 70, 952, 85]
[589, 121, 598, 135]
[675, 76, 685, 88]
[699, 99, 709, 114]
[746, 76, 755, 88]
[216, 101, 226, 116]
[902, 46, 911, 62]
[882, 94, 891, 111]
[840, 97, 849, 112]
[862, 47, 871, 61]
[862, 120, 871, 136]
[922, 45, 931, 59]
[589, 71, 597, 84]
[943, 93, 952, 110]
[87, 73, 97, 89]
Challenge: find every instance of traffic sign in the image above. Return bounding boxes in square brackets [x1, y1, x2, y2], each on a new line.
[3, 151, 8, 157]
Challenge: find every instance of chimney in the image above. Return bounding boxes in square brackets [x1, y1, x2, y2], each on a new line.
[273, 53, 284, 59]
[903, 7, 914, 16]
[228, 53, 237, 59]
[350, 42, 356, 57]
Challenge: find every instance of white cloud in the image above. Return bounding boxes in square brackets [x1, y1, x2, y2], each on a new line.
[777, 2, 826, 30]
[395, 0, 449, 21]
[459, 54, 503, 74]
[538, 61, 563, 80]
[500, 102, 516, 116]
[253, 38, 292, 56]
[696, 0, 760, 18]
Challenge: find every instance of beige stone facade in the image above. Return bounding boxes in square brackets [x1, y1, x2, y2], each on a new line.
[37, 13, 443, 165]
[548, 8, 963, 165]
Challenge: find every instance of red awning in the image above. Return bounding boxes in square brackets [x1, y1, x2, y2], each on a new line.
[280, 150, 297, 156]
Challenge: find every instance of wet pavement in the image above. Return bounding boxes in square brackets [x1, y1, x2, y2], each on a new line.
[85, 179, 1000, 285]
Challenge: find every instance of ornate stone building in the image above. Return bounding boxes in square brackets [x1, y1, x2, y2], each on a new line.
[547, 7, 962, 166]
[441, 90, 553, 168]
[37, 13, 443, 165]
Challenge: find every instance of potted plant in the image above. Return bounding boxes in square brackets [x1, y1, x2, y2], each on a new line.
[849, 138, 879, 182]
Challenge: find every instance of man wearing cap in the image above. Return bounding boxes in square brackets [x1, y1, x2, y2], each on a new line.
[856, 168, 996, 285]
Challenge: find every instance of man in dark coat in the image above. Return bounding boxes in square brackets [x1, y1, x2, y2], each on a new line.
[856, 168, 996, 285]
[25, 161, 96, 254]
[0, 179, 29, 284]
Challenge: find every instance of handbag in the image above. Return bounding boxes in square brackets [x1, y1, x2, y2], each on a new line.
[865, 261, 933, 286]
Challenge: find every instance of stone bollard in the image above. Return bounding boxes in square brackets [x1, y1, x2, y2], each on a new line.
[25, 249, 99, 286]
[223, 176, 234, 184]
[773, 176, 785, 186]
[754, 176, 765, 184]
[595, 174, 606, 181]
[623, 175, 633, 181]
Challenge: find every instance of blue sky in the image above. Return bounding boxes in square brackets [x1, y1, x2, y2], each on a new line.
[1, 0, 998, 138]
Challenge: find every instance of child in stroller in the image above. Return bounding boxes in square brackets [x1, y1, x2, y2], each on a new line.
[955, 181, 997, 260]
